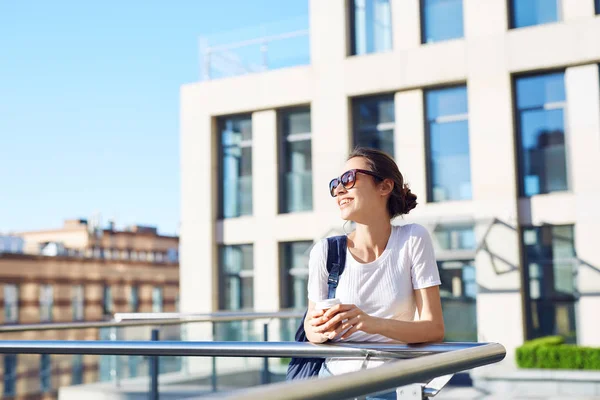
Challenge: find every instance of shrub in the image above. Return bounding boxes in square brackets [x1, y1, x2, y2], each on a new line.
[516, 336, 600, 370]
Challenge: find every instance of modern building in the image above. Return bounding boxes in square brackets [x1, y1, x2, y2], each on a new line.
[180, 0, 600, 378]
[0, 219, 179, 399]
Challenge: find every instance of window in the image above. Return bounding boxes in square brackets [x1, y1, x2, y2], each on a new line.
[219, 245, 254, 310]
[219, 115, 253, 219]
[103, 285, 113, 316]
[40, 354, 52, 393]
[279, 108, 313, 213]
[510, 0, 559, 29]
[280, 241, 312, 309]
[434, 224, 476, 251]
[515, 72, 567, 197]
[421, 0, 464, 43]
[72, 285, 85, 321]
[522, 225, 577, 342]
[353, 95, 395, 156]
[152, 287, 163, 313]
[39, 284, 53, 322]
[4, 284, 19, 323]
[350, 0, 393, 55]
[596, 0, 600, 14]
[425, 86, 471, 202]
[438, 261, 477, 342]
[130, 286, 139, 312]
[167, 248, 178, 263]
[72, 354, 84, 385]
[3, 355, 17, 397]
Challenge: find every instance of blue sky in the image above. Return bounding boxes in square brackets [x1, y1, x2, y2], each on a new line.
[0, 1, 308, 235]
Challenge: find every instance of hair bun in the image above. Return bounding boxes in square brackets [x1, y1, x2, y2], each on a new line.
[401, 184, 418, 214]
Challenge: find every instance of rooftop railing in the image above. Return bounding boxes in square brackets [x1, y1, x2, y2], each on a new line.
[199, 15, 310, 80]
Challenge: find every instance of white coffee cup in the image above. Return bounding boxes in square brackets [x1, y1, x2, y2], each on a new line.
[315, 298, 341, 310]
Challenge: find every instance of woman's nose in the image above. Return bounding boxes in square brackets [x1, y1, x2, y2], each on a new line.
[334, 182, 346, 197]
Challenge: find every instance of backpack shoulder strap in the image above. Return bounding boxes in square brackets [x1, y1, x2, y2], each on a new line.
[326, 235, 348, 299]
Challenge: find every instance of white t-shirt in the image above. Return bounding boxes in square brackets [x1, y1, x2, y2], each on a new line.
[307, 223, 441, 375]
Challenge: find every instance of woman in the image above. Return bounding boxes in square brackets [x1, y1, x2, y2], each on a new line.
[305, 147, 444, 398]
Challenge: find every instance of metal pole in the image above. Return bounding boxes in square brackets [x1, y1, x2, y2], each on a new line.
[261, 322, 270, 384]
[225, 343, 506, 400]
[149, 329, 159, 400]
[211, 322, 217, 392]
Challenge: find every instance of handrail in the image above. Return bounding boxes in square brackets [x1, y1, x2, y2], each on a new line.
[0, 310, 305, 333]
[226, 343, 506, 400]
[0, 341, 487, 358]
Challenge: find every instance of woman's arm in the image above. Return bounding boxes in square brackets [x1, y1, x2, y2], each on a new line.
[311, 286, 445, 343]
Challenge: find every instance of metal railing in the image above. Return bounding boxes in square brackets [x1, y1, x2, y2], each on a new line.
[227, 343, 506, 400]
[0, 312, 506, 400]
[0, 340, 505, 400]
[0, 310, 305, 332]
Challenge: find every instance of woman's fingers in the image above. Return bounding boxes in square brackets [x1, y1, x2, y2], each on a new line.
[316, 309, 359, 332]
[340, 325, 359, 340]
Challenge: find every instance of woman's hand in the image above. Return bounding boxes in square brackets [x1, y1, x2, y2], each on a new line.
[312, 304, 376, 340]
[305, 308, 340, 343]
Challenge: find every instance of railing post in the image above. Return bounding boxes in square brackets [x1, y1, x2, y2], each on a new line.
[149, 328, 159, 400]
[261, 321, 270, 384]
[211, 321, 217, 392]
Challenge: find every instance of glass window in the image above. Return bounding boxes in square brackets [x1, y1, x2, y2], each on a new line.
[522, 225, 577, 342]
[279, 108, 313, 213]
[4, 284, 19, 323]
[438, 261, 477, 342]
[219, 245, 254, 310]
[130, 286, 139, 312]
[3, 355, 17, 397]
[353, 95, 395, 156]
[434, 224, 476, 250]
[280, 241, 313, 309]
[72, 285, 85, 321]
[39, 284, 53, 322]
[510, 0, 559, 29]
[103, 285, 113, 316]
[421, 0, 464, 43]
[72, 354, 84, 385]
[596, 0, 600, 14]
[350, 0, 393, 55]
[425, 86, 471, 202]
[219, 115, 253, 219]
[515, 72, 567, 197]
[152, 287, 163, 313]
[40, 354, 52, 393]
[167, 248, 178, 263]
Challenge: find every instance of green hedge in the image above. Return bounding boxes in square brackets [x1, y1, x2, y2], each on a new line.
[516, 336, 600, 370]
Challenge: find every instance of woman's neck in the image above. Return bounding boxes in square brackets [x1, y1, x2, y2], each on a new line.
[349, 218, 392, 261]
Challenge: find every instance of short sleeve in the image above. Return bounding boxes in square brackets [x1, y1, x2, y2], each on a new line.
[307, 239, 329, 303]
[409, 224, 441, 290]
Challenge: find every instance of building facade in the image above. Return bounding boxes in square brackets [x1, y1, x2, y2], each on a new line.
[0, 220, 179, 399]
[180, 0, 600, 372]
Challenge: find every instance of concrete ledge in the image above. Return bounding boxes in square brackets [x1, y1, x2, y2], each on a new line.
[473, 368, 600, 397]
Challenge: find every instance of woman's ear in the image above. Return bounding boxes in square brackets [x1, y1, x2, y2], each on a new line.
[379, 179, 394, 197]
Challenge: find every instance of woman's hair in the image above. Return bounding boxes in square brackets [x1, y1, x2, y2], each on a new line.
[348, 147, 417, 218]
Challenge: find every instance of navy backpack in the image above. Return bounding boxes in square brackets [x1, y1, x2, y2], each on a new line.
[286, 235, 347, 381]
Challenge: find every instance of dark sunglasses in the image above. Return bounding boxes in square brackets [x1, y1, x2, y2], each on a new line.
[329, 169, 383, 197]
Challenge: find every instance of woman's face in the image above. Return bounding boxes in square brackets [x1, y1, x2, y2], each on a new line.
[332, 157, 388, 222]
